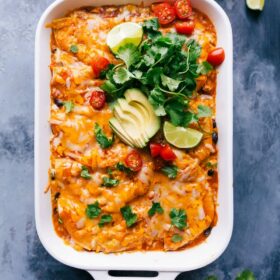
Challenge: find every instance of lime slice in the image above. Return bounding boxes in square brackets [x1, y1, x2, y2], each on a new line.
[246, 0, 265, 10]
[163, 121, 203, 149]
[106, 22, 143, 53]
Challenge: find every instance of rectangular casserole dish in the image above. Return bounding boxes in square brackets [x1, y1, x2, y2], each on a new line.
[34, 0, 233, 279]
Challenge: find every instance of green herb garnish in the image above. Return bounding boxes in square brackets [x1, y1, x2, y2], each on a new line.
[121, 205, 137, 227]
[148, 202, 164, 217]
[86, 202, 101, 219]
[197, 105, 212, 118]
[171, 234, 183, 243]
[63, 101, 74, 113]
[81, 166, 91, 180]
[102, 177, 119, 187]
[101, 30, 212, 128]
[116, 162, 133, 174]
[169, 208, 187, 230]
[58, 217, 63, 224]
[94, 123, 114, 149]
[98, 214, 113, 227]
[161, 165, 178, 179]
[70, 45, 78, 53]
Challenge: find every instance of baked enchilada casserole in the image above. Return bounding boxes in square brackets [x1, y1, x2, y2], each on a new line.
[47, 0, 224, 253]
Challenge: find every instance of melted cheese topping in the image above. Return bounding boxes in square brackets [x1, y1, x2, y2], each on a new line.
[48, 5, 218, 253]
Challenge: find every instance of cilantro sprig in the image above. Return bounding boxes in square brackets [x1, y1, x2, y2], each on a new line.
[169, 208, 187, 230]
[86, 202, 101, 219]
[148, 202, 164, 217]
[102, 20, 213, 128]
[161, 165, 178, 179]
[102, 176, 119, 187]
[98, 214, 113, 227]
[81, 166, 91, 180]
[94, 123, 114, 149]
[121, 205, 137, 227]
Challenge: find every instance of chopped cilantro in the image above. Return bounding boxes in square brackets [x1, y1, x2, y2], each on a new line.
[80, 166, 91, 180]
[63, 101, 74, 113]
[148, 202, 164, 217]
[94, 123, 114, 149]
[197, 105, 212, 118]
[102, 176, 119, 187]
[86, 202, 101, 219]
[169, 208, 187, 230]
[116, 43, 141, 68]
[161, 165, 178, 179]
[121, 205, 137, 227]
[197, 61, 213, 75]
[113, 67, 134, 84]
[98, 214, 113, 227]
[142, 18, 161, 39]
[116, 162, 133, 174]
[171, 234, 183, 243]
[70, 45, 78, 53]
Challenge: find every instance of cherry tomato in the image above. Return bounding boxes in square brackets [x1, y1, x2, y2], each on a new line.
[150, 143, 163, 157]
[125, 151, 143, 172]
[175, 21, 195, 35]
[90, 90, 106, 110]
[207, 48, 225, 66]
[91, 56, 110, 77]
[152, 3, 176, 25]
[175, 0, 192, 20]
[160, 144, 177, 161]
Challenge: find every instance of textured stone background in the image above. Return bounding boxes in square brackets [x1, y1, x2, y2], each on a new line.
[0, 0, 279, 279]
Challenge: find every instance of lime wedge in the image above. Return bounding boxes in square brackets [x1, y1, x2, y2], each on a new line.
[246, 0, 265, 10]
[163, 121, 203, 149]
[106, 22, 143, 53]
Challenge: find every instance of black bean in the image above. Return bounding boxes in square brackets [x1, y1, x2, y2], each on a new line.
[207, 169, 215, 176]
[54, 98, 64, 107]
[54, 192, 60, 200]
[212, 119, 216, 128]
[212, 132, 218, 144]
[204, 227, 212, 237]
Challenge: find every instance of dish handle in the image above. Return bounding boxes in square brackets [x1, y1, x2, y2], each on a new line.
[88, 271, 179, 280]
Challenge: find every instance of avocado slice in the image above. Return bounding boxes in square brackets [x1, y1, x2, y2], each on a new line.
[117, 99, 150, 140]
[109, 118, 135, 147]
[114, 103, 147, 148]
[124, 88, 160, 138]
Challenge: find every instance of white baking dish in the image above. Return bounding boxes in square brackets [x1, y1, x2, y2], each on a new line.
[34, 0, 233, 279]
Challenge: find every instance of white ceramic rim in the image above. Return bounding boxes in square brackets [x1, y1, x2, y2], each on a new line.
[34, 0, 233, 275]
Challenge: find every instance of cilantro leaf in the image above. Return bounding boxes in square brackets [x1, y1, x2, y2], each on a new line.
[116, 44, 141, 68]
[235, 270, 256, 280]
[100, 63, 115, 79]
[187, 39, 202, 62]
[70, 45, 78, 53]
[197, 105, 212, 118]
[121, 205, 137, 227]
[100, 80, 117, 94]
[183, 111, 199, 126]
[171, 234, 183, 243]
[169, 208, 187, 230]
[63, 101, 74, 113]
[94, 123, 114, 149]
[116, 162, 133, 174]
[197, 61, 213, 75]
[142, 18, 161, 39]
[102, 176, 119, 187]
[148, 87, 166, 116]
[161, 74, 182, 91]
[86, 202, 101, 219]
[98, 214, 113, 227]
[148, 202, 164, 217]
[161, 165, 178, 179]
[81, 166, 91, 180]
[113, 67, 133, 84]
[165, 98, 187, 126]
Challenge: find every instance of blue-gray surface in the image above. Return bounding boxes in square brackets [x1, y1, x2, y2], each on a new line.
[0, 0, 279, 279]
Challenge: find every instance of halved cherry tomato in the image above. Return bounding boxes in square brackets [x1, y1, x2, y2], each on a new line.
[90, 90, 106, 110]
[150, 143, 163, 157]
[175, 0, 192, 20]
[160, 144, 177, 161]
[207, 48, 225, 66]
[91, 56, 110, 77]
[152, 3, 176, 25]
[175, 21, 195, 35]
[125, 151, 143, 172]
